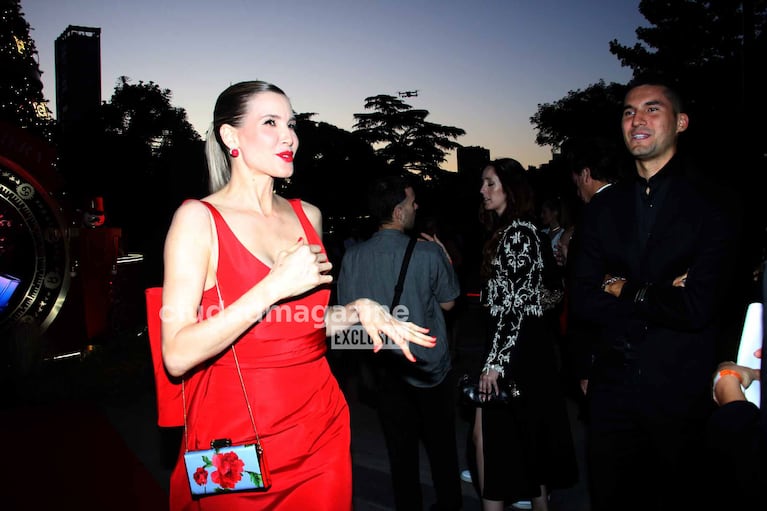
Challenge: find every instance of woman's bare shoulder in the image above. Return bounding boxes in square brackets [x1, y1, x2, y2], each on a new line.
[166, 199, 222, 246]
[296, 199, 322, 223]
[292, 198, 318, 213]
[170, 198, 212, 224]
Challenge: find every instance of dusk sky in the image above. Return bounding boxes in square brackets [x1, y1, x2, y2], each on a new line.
[21, 0, 646, 171]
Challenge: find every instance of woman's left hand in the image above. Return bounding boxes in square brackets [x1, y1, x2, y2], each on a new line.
[420, 232, 452, 265]
[673, 272, 688, 287]
[716, 360, 761, 389]
[353, 298, 436, 362]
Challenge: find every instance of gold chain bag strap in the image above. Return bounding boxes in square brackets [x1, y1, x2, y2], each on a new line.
[181, 274, 272, 497]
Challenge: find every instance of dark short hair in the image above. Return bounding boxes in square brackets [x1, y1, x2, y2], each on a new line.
[367, 175, 413, 225]
[564, 136, 620, 183]
[625, 75, 684, 115]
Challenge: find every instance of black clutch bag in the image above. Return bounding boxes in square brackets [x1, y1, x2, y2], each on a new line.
[458, 374, 520, 406]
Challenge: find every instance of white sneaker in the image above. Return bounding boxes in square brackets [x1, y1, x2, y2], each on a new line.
[459, 469, 472, 483]
[509, 501, 532, 510]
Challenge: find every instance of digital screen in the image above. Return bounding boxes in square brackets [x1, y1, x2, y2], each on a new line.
[0, 202, 35, 319]
[0, 273, 20, 311]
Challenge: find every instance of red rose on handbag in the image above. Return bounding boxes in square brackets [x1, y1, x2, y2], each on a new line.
[211, 451, 245, 489]
[193, 466, 208, 486]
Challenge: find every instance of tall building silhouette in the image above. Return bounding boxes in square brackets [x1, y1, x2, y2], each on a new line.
[55, 25, 101, 134]
[457, 145, 490, 178]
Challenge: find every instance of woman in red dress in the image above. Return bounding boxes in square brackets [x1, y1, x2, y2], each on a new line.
[161, 81, 436, 510]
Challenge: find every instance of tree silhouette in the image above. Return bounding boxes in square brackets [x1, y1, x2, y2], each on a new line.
[287, 113, 389, 218]
[530, 80, 626, 153]
[102, 76, 200, 148]
[352, 94, 465, 182]
[96, 77, 205, 285]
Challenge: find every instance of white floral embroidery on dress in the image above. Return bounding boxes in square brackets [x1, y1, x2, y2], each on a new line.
[482, 220, 545, 377]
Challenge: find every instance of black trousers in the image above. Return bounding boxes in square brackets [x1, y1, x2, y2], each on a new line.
[587, 380, 711, 511]
[376, 371, 463, 511]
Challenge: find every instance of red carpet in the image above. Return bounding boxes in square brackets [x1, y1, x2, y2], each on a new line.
[2, 400, 169, 511]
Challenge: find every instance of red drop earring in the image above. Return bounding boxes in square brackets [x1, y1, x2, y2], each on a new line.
[230, 148, 239, 157]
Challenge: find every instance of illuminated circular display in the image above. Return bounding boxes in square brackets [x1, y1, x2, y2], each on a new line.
[0, 162, 70, 335]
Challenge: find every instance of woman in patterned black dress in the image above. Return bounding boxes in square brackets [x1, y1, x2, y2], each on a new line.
[472, 158, 578, 511]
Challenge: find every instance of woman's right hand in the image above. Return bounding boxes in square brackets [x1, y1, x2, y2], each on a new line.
[479, 368, 500, 401]
[268, 240, 333, 299]
[352, 298, 436, 362]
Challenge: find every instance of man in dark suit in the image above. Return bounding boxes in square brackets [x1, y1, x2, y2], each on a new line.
[560, 136, 620, 405]
[569, 78, 738, 510]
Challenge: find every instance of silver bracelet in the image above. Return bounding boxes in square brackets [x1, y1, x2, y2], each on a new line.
[482, 364, 505, 377]
[601, 276, 625, 290]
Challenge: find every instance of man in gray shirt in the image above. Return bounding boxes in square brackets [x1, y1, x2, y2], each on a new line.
[337, 175, 462, 511]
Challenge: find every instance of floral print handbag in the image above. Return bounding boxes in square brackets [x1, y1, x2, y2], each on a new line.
[183, 438, 270, 497]
[182, 280, 272, 497]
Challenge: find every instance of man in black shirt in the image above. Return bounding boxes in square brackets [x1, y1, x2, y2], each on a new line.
[570, 78, 738, 510]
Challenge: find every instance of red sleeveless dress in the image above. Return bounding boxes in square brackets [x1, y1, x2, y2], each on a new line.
[169, 199, 351, 511]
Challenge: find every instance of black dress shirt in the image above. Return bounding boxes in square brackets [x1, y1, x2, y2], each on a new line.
[635, 165, 672, 255]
